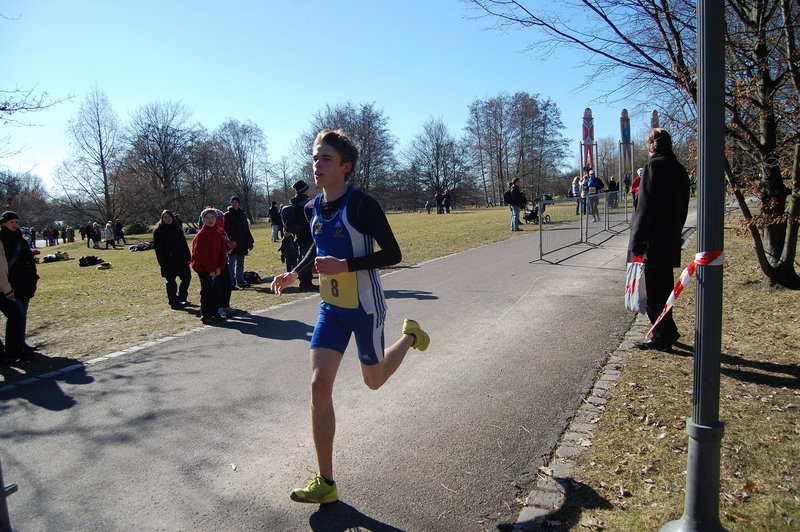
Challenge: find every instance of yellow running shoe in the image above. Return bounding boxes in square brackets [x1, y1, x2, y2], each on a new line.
[290, 475, 338, 504]
[402, 319, 430, 351]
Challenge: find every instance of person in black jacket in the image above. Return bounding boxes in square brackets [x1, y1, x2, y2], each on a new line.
[281, 181, 315, 291]
[224, 196, 255, 289]
[114, 218, 127, 244]
[628, 128, 690, 350]
[0, 210, 39, 361]
[153, 210, 192, 309]
[268, 201, 283, 242]
[508, 178, 525, 231]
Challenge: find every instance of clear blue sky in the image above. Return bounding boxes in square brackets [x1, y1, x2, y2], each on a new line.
[4, 0, 652, 191]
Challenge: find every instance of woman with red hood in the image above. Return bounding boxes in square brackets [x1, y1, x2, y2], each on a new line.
[190, 208, 228, 324]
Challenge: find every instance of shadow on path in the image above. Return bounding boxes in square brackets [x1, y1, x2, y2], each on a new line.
[0, 361, 93, 411]
[309, 502, 405, 532]
[0, 350, 88, 385]
[498, 478, 612, 531]
[384, 289, 438, 301]
[220, 313, 315, 342]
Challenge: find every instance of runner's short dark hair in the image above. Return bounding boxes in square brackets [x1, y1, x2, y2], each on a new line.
[314, 129, 358, 180]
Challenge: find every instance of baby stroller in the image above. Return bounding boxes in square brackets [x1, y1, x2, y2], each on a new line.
[523, 203, 551, 224]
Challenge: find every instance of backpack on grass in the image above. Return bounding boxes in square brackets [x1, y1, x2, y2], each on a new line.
[243, 271, 262, 284]
[79, 256, 103, 267]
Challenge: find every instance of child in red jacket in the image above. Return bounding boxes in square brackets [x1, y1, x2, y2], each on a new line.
[191, 208, 228, 324]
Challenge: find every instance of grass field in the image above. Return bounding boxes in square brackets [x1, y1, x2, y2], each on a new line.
[1, 207, 525, 382]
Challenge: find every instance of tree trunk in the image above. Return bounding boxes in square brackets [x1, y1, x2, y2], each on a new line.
[726, 161, 800, 290]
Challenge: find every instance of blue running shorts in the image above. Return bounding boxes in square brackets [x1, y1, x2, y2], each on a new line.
[310, 306, 386, 366]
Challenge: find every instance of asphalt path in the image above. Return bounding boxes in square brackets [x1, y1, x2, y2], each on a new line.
[0, 215, 682, 531]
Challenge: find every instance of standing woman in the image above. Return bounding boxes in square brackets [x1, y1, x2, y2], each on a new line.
[103, 221, 117, 249]
[0, 211, 39, 360]
[153, 210, 192, 309]
[91, 222, 102, 249]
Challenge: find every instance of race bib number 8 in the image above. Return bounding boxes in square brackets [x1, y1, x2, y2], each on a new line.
[320, 272, 358, 309]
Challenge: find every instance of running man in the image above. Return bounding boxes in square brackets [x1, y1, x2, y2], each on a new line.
[271, 129, 430, 504]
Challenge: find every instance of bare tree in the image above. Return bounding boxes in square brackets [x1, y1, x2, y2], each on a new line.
[466, 0, 800, 288]
[466, 95, 514, 203]
[1, 86, 70, 159]
[510, 93, 569, 199]
[56, 87, 124, 222]
[302, 102, 397, 196]
[0, 169, 49, 223]
[466, 92, 568, 202]
[215, 119, 267, 221]
[270, 156, 297, 203]
[405, 118, 467, 202]
[182, 130, 228, 218]
[466, 100, 493, 205]
[596, 136, 617, 184]
[125, 101, 197, 211]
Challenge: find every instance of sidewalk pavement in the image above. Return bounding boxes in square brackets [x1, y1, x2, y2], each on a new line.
[510, 202, 698, 530]
[512, 313, 651, 530]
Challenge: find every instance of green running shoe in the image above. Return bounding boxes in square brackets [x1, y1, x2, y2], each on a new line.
[402, 319, 430, 351]
[290, 475, 338, 504]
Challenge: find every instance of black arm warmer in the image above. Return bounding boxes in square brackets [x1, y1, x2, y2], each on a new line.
[292, 190, 401, 275]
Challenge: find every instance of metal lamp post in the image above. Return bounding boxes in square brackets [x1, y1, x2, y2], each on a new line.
[661, 1, 727, 530]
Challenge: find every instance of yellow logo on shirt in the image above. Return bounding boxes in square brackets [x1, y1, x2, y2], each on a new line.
[313, 222, 323, 235]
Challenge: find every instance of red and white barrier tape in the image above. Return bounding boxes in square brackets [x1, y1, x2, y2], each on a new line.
[646, 250, 724, 339]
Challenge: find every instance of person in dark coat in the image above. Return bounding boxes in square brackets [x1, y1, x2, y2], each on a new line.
[628, 128, 690, 350]
[282, 181, 315, 291]
[268, 201, 283, 242]
[114, 218, 127, 244]
[0, 211, 39, 361]
[434, 191, 444, 214]
[508, 178, 525, 231]
[91, 222, 102, 249]
[84, 222, 93, 248]
[224, 196, 255, 289]
[153, 210, 192, 309]
[607, 177, 620, 208]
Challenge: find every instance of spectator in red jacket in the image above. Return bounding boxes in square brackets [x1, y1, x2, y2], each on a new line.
[631, 167, 643, 211]
[191, 209, 228, 324]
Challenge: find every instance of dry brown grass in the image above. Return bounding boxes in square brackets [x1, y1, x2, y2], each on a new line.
[568, 216, 800, 530]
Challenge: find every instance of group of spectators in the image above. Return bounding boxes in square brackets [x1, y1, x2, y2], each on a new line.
[153, 196, 256, 324]
[20, 226, 76, 248]
[423, 190, 452, 214]
[151, 180, 331, 325]
[80, 219, 127, 250]
[569, 170, 606, 221]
